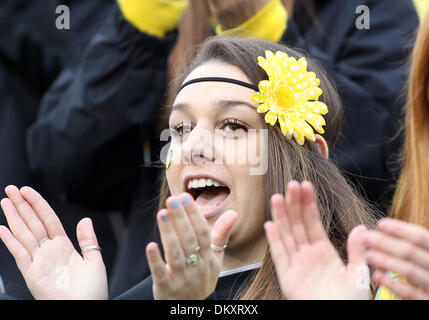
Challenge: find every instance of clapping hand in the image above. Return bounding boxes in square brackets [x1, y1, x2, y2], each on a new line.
[365, 218, 429, 300]
[0, 186, 108, 300]
[145, 193, 237, 300]
[264, 181, 371, 300]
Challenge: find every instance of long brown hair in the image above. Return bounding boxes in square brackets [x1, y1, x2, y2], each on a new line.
[158, 36, 379, 299]
[391, 11, 429, 228]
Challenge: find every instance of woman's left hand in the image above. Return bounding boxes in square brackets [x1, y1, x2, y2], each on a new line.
[265, 181, 371, 300]
[145, 193, 237, 300]
[365, 218, 429, 300]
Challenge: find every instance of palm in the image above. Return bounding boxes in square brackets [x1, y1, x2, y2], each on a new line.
[23, 236, 107, 300]
[265, 182, 371, 300]
[280, 241, 367, 300]
[0, 186, 108, 300]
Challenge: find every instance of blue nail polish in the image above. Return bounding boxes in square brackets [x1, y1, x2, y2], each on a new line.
[150, 248, 157, 255]
[161, 212, 169, 222]
[182, 195, 191, 205]
[171, 199, 180, 209]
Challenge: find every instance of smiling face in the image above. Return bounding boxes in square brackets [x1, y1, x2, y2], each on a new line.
[166, 60, 268, 264]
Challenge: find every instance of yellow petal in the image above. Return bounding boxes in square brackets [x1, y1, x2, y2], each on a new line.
[265, 50, 274, 58]
[302, 122, 315, 141]
[306, 114, 326, 134]
[265, 112, 278, 126]
[259, 80, 271, 91]
[303, 102, 329, 115]
[298, 57, 308, 70]
[251, 92, 266, 104]
[257, 103, 270, 113]
[303, 87, 322, 100]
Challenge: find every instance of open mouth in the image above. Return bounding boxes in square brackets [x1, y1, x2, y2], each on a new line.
[184, 176, 231, 218]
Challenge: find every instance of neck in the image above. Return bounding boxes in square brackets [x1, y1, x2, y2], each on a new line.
[221, 236, 267, 271]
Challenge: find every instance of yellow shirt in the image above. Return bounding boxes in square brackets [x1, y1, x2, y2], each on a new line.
[413, 0, 429, 20]
[117, 0, 188, 38]
[215, 0, 288, 43]
[374, 272, 408, 300]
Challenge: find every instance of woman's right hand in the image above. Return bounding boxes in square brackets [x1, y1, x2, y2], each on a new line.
[0, 186, 108, 300]
[145, 193, 237, 300]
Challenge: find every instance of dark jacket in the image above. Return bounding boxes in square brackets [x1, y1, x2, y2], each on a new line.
[25, 0, 418, 299]
[26, 5, 176, 298]
[0, 0, 113, 300]
[115, 269, 255, 300]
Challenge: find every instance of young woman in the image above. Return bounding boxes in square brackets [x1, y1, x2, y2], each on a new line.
[0, 36, 378, 299]
[363, 10, 429, 300]
[266, 11, 429, 300]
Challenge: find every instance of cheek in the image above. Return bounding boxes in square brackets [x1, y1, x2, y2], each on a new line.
[221, 131, 267, 170]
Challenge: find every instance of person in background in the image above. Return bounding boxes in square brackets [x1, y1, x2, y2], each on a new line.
[365, 9, 429, 300]
[0, 0, 114, 299]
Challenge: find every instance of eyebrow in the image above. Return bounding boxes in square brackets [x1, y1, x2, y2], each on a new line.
[171, 100, 257, 112]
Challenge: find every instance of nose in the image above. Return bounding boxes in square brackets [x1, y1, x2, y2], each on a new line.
[181, 125, 216, 165]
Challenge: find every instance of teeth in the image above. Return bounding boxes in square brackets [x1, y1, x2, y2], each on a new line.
[197, 204, 218, 210]
[198, 179, 205, 188]
[187, 178, 223, 189]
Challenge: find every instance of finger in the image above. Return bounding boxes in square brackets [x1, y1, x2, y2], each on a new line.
[373, 270, 429, 300]
[270, 193, 296, 255]
[19, 186, 66, 238]
[0, 225, 31, 273]
[179, 193, 211, 253]
[166, 196, 200, 257]
[76, 218, 102, 263]
[365, 230, 429, 271]
[157, 209, 186, 273]
[300, 181, 327, 243]
[378, 218, 429, 251]
[367, 249, 429, 291]
[286, 181, 308, 248]
[265, 221, 290, 273]
[146, 242, 170, 288]
[347, 225, 369, 267]
[210, 210, 237, 259]
[5, 186, 48, 245]
[1, 197, 38, 254]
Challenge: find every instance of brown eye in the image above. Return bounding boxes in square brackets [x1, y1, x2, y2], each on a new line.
[219, 119, 248, 134]
[171, 122, 192, 137]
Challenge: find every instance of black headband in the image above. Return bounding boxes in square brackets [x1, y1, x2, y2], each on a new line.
[178, 77, 259, 94]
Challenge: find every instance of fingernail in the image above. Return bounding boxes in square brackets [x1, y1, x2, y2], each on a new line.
[181, 195, 191, 206]
[171, 199, 180, 209]
[161, 212, 169, 222]
[150, 248, 157, 255]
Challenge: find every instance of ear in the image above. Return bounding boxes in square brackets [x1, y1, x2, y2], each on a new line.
[314, 135, 329, 159]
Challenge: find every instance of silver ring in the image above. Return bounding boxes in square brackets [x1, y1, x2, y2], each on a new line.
[81, 245, 102, 255]
[186, 253, 199, 266]
[39, 237, 48, 246]
[194, 246, 200, 253]
[211, 244, 227, 252]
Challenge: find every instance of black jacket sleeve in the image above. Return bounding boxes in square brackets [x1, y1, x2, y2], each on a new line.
[282, 0, 418, 210]
[26, 4, 176, 211]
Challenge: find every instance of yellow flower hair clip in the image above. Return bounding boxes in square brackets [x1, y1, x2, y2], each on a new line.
[251, 50, 328, 145]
